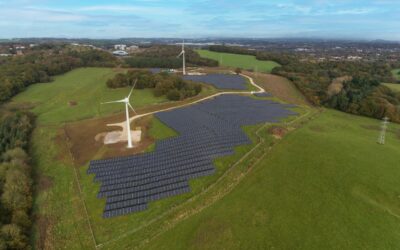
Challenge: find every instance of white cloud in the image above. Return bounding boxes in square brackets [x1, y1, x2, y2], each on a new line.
[78, 5, 182, 15]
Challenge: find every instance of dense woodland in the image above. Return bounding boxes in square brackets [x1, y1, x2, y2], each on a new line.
[209, 45, 400, 122]
[0, 112, 34, 249]
[124, 45, 218, 69]
[107, 70, 202, 101]
[0, 49, 117, 104]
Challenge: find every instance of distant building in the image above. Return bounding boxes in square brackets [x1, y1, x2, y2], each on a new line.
[114, 44, 127, 51]
[112, 50, 129, 56]
[347, 56, 362, 61]
[127, 45, 139, 51]
[0, 53, 11, 57]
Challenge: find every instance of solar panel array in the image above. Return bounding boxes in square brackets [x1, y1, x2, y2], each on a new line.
[183, 74, 248, 90]
[88, 95, 296, 218]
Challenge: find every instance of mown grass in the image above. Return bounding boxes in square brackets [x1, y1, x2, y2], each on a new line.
[10, 67, 168, 125]
[196, 49, 280, 73]
[144, 109, 400, 250]
[383, 83, 400, 92]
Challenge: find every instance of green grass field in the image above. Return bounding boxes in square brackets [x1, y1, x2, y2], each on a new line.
[144, 110, 400, 250]
[383, 83, 400, 92]
[392, 69, 400, 81]
[196, 49, 280, 73]
[10, 68, 168, 124]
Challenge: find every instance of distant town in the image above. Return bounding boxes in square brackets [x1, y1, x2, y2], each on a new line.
[2, 38, 400, 63]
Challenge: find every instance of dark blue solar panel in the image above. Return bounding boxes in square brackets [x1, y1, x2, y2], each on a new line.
[88, 95, 296, 218]
[183, 74, 248, 90]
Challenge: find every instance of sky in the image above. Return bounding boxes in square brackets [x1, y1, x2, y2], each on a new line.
[0, 0, 399, 40]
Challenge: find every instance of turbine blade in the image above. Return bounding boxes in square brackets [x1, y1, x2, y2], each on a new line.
[177, 51, 183, 58]
[128, 103, 137, 115]
[101, 99, 125, 104]
[128, 79, 137, 99]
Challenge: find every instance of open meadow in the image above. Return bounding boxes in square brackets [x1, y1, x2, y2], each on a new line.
[144, 109, 400, 249]
[392, 69, 400, 81]
[196, 49, 280, 73]
[9, 68, 168, 125]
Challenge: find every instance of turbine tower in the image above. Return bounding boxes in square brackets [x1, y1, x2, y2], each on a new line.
[102, 80, 137, 148]
[177, 40, 186, 75]
[377, 116, 389, 145]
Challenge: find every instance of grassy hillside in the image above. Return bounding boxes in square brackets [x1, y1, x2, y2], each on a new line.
[17, 66, 301, 248]
[145, 110, 400, 250]
[10, 68, 168, 124]
[392, 69, 400, 81]
[196, 49, 280, 73]
[383, 83, 400, 92]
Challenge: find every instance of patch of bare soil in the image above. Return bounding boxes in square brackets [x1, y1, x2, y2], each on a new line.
[35, 215, 55, 250]
[68, 100, 77, 106]
[37, 174, 53, 192]
[244, 71, 310, 106]
[64, 113, 155, 166]
[268, 126, 288, 139]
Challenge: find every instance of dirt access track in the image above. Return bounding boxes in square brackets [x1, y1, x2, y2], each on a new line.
[64, 72, 265, 166]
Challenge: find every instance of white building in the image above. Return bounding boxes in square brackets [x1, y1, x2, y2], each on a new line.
[114, 44, 127, 51]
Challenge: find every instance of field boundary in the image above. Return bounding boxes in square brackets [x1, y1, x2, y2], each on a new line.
[63, 125, 98, 249]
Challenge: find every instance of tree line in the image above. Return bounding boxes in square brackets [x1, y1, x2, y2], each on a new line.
[0, 49, 117, 104]
[0, 112, 35, 249]
[106, 70, 202, 101]
[272, 60, 400, 122]
[124, 45, 218, 69]
[209, 45, 400, 122]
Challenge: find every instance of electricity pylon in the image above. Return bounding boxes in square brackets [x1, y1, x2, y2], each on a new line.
[377, 117, 389, 145]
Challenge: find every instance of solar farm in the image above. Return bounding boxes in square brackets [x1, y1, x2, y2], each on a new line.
[183, 74, 248, 90]
[87, 95, 296, 218]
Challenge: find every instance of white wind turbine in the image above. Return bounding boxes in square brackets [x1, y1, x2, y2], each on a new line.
[177, 40, 186, 75]
[102, 80, 137, 148]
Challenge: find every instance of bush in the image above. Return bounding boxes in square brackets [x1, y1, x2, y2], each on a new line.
[106, 70, 202, 101]
[166, 89, 181, 101]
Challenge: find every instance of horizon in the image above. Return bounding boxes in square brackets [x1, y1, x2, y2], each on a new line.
[0, 1, 399, 41]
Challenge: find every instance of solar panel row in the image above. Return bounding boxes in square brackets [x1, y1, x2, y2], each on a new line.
[88, 95, 296, 218]
[183, 74, 248, 90]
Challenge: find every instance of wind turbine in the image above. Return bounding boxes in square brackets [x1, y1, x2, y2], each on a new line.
[177, 40, 186, 75]
[102, 80, 137, 148]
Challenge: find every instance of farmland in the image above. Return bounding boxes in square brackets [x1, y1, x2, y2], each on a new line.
[196, 49, 280, 73]
[145, 109, 400, 250]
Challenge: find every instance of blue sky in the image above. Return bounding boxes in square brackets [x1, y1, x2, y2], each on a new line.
[0, 0, 399, 40]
